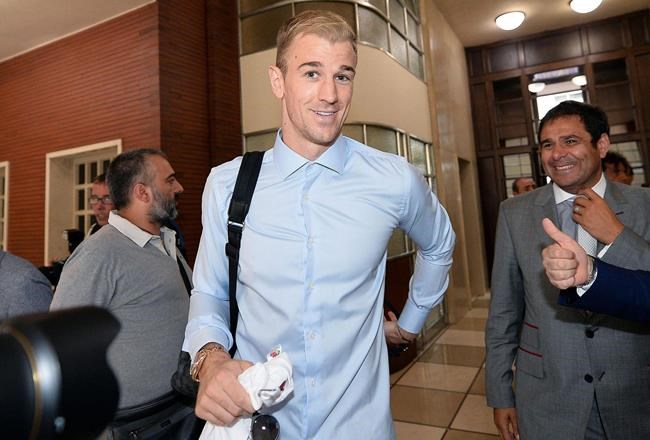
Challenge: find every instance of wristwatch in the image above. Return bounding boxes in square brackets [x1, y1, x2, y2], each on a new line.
[190, 343, 227, 382]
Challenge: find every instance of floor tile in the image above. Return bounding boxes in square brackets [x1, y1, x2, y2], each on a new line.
[472, 298, 491, 308]
[449, 317, 487, 332]
[395, 422, 446, 440]
[469, 367, 485, 395]
[443, 430, 499, 440]
[465, 308, 488, 318]
[437, 329, 485, 347]
[450, 394, 498, 435]
[420, 344, 485, 367]
[391, 368, 408, 385]
[398, 362, 478, 393]
[391, 386, 465, 427]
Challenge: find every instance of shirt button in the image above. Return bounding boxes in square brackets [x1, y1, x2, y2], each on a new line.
[584, 374, 593, 383]
[310, 378, 316, 386]
[309, 331, 316, 340]
[585, 329, 595, 338]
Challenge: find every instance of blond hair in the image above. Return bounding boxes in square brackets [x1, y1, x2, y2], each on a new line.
[275, 10, 357, 74]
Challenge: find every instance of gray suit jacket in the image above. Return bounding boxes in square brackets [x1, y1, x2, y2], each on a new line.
[486, 182, 650, 440]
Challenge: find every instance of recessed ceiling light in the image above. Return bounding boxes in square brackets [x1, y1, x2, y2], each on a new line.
[528, 82, 546, 94]
[495, 11, 526, 31]
[571, 75, 588, 86]
[569, 0, 603, 14]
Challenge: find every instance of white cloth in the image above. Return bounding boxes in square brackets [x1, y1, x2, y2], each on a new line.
[199, 347, 293, 440]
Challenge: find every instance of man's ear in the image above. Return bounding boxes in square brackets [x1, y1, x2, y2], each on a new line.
[133, 182, 151, 204]
[596, 133, 610, 159]
[269, 65, 285, 99]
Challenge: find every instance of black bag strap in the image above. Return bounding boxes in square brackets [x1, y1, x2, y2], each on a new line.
[225, 151, 264, 357]
[176, 257, 192, 296]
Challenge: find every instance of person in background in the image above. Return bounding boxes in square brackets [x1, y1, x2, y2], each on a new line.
[602, 151, 633, 185]
[1, 250, 52, 320]
[88, 173, 115, 236]
[39, 228, 84, 287]
[512, 176, 537, 196]
[51, 149, 195, 437]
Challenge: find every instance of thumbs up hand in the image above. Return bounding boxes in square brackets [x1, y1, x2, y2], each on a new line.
[541, 218, 590, 289]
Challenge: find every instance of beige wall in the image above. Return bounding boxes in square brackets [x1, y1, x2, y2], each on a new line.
[240, 45, 432, 141]
[422, 0, 489, 319]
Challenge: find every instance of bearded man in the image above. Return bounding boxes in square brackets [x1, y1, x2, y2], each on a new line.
[52, 149, 191, 421]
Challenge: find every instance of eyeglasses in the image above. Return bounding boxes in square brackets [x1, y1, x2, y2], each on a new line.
[249, 413, 279, 440]
[89, 196, 112, 205]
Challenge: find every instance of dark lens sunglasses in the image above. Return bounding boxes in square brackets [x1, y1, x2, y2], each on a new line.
[249, 412, 279, 440]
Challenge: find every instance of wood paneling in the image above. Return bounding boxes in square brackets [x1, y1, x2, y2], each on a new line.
[488, 43, 519, 73]
[0, 4, 161, 264]
[587, 20, 625, 54]
[467, 49, 484, 77]
[523, 30, 583, 66]
[629, 12, 650, 46]
[636, 53, 650, 131]
[477, 157, 499, 275]
[470, 83, 492, 152]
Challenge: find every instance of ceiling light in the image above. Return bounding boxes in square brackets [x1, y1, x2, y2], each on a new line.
[569, 0, 602, 14]
[571, 75, 587, 86]
[528, 82, 546, 94]
[495, 11, 526, 31]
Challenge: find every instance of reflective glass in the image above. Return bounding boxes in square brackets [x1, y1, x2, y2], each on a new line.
[390, 27, 408, 67]
[245, 131, 277, 152]
[358, 6, 389, 50]
[241, 6, 292, 55]
[366, 125, 397, 155]
[342, 124, 364, 143]
[389, 0, 405, 34]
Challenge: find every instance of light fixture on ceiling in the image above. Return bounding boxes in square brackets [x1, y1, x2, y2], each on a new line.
[528, 82, 546, 94]
[569, 0, 603, 14]
[572, 75, 588, 86]
[495, 11, 526, 31]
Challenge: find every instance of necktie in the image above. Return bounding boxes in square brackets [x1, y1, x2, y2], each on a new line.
[557, 199, 577, 239]
[557, 198, 598, 256]
[577, 223, 598, 256]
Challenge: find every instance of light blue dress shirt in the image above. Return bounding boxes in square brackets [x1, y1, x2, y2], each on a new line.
[184, 134, 455, 439]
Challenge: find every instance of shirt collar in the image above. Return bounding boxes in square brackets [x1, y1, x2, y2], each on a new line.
[272, 130, 348, 179]
[553, 172, 607, 204]
[108, 211, 176, 254]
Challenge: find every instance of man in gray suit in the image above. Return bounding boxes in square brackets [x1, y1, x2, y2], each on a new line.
[486, 100, 650, 440]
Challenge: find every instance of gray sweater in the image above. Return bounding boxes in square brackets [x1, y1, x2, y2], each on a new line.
[0, 251, 52, 320]
[51, 225, 189, 408]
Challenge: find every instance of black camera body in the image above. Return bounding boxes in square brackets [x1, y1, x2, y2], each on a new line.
[0, 307, 120, 439]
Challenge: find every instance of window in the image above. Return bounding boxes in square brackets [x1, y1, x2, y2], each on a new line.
[609, 141, 646, 187]
[239, 0, 425, 80]
[503, 153, 534, 197]
[45, 140, 120, 264]
[73, 157, 112, 234]
[244, 130, 277, 152]
[0, 162, 8, 251]
[536, 89, 584, 120]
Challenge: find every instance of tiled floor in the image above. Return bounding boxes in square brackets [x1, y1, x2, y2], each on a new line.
[390, 294, 498, 440]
